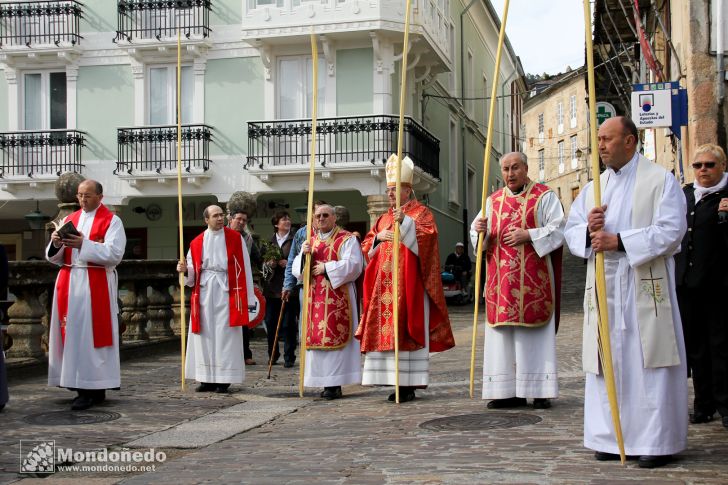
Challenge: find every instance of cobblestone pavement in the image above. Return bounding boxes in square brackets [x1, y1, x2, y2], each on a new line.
[4, 254, 728, 484]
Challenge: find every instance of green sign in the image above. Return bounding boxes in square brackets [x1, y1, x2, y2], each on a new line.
[596, 102, 616, 127]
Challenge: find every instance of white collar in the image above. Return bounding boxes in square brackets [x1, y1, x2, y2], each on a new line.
[694, 172, 728, 203]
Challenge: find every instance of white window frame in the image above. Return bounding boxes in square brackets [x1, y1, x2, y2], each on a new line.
[146, 64, 194, 126]
[466, 49, 474, 118]
[276, 55, 326, 119]
[558, 140, 565, 174]
[569, 94, 577, 128]
[556, 101, 564, 134]
[20, 70, 67, 131]
[537, 113, 544, 144]
[538, 149, 545, 182]
[570, 135, 578, 169]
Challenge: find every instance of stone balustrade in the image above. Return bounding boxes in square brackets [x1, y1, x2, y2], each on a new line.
[4, 260, 188, 360]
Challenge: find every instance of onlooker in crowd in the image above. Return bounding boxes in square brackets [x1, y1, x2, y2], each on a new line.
[444, 242, 472, 290]
[471, 151, 564, 410]
[675, 143, 728, 429]
[229, 209, 260, 365]
[178, 205, 255, 393]
[264, 211, 298, 368]
[46, 180, 126, 410]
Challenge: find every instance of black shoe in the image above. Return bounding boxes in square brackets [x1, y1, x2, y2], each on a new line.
[283, 361, 294, 368]
[195, 383, 216, 392]
[638, 455, 672, 469]
[722, 416, 728, 429]
[388, 387, 416, 402]
[71, 395, 94, 411]
[91, 390, 106, 405]
[321, 386, 342, 400]
[532, 398, 551, 409]
[0, 404, 4, 412]
[215, 384, 230, 394]
[486, 397, 527, 409]
[594, 451, 621, 461]
[690, 410, 715, 424]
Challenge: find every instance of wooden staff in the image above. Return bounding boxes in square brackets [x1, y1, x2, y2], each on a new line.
[582, 0, 626, 464]
[267, 300, 287, 379]
[176, 30, 187, 391]
[298, 31, 319, 397]
[468, 0, 510, 398]
[391, 0, 413, 405]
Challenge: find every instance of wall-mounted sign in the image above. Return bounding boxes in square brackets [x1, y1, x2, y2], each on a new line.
[595, 101, 616, 127]
[631, 84, 673, 128]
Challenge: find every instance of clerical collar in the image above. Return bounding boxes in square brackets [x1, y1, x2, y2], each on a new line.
[507, 181, 530, 195]
[318, 228, 335, 239]
[82, 206, 99, 215]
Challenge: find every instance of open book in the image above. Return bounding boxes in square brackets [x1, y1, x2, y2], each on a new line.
[52, 220, 81, 239]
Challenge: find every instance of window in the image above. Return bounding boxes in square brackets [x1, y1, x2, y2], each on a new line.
[558, 140, 565, 174]
[556, 101, 564, 134]
[466, 50, 474, 117]
[22, 71, 67, 130]
[148, 65, 193, 125]
[449, 118, 459, 203]
[538, 149, 545, 181]
[570, 135, 578, 169]
[537, 113, 544, 143]
[277, 56, 326, 119]
[569, 95, 577, 128]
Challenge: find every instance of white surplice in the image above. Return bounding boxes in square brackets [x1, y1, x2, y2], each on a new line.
[564, 153, 688, 456]
[361, 216, 431, 387]
[470, 188, 565, 399]
[183, 228, 255, 384]
[46, 206, 126, 389]
[293, 230, 363, 387]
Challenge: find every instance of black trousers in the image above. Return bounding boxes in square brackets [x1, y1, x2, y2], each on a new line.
[264, 296, 299, 364]
[678, 285, 728, 417]
[242, 327, 252, 360]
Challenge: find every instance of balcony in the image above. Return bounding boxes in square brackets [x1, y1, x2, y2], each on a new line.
[0, 0, 82, 47]
[246, 115, 440, 193]
[0, 129, 84, 191]
[242, 0, 451, 69]
[116, 124, 212, 187]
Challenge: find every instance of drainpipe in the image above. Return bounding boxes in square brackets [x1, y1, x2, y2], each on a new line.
[460, 0, 478, 248]
[717, 0, 725, 104]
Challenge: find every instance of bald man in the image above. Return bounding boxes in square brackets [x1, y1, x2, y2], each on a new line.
[47, 179, 126, 410]
[177, 205, 256, 393]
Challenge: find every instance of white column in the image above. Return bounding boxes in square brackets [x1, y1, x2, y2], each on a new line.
[3, 65, 19, 131]
[130, 59, 145, 126]
[193, 56, 207, 124]
[371, 33, 394, 114]
[66, 64, 79, 129]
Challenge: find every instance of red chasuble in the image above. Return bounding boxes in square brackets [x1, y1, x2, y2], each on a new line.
[305, 227, 354, 350]
[189, 227, 249, 334]
[55, 204, 114, 348]
[356, 199, 455, 353]
[485, 182, 559, 328]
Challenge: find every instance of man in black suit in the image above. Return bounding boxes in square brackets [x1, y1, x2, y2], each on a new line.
[675, 143, 728, 430]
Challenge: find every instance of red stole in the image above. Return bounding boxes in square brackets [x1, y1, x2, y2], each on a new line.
[305, 228, 353, 350]
[55, 204, 115, 348]
[189, 227, 249, 334]
[485, 182, 555, 327]
[356, 200, 455, 353]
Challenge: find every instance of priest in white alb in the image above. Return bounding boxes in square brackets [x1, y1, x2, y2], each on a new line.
[47, 179, 126, 411]
[177, 204, 256, 393]
[293, 203, 363, 400]
[564, 117, 688, 469]
[470, 151, 564, 411]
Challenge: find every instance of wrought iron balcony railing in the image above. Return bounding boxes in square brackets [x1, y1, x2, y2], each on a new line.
[246, 115, 440, 180]
[115, 0, 211, 43]
[0, 0, 83, 48]
[0, 129, 85, 178]
[116, 124, 212, 174]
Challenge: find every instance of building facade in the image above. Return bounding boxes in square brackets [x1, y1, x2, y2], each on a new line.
[0, 0, 525, 261]
[523, 68, 589, 215]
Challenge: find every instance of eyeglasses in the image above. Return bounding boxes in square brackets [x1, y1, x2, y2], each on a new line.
[692, 161, 718, 169]
[76, 194, 96, 199]
[315, 213, 331, 219]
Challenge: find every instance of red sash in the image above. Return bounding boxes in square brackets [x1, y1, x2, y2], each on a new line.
[485, 183, 555, 327]
[305, 228, 354, 350]
[189, 227, 249, 334]
[55, 204, 115, 348]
